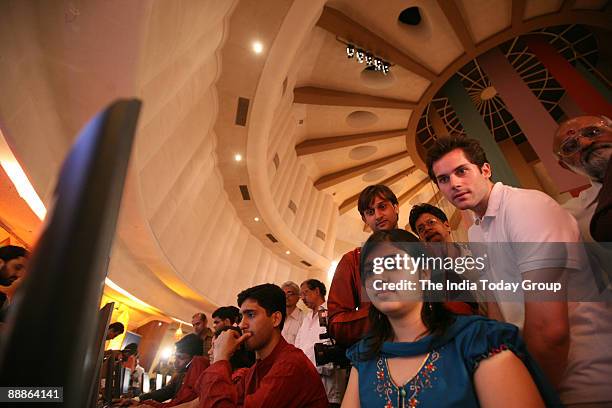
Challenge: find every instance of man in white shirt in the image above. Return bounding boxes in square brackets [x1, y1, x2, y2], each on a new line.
[425, 135, 606, 405]
[554, 114, 612, 242]
[295, 279, 346, 407]
[280, 281, 303, 345]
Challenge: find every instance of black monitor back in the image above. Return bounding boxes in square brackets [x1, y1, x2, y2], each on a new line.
[0, 99, 141, 407]
[86, 302, 114, 407]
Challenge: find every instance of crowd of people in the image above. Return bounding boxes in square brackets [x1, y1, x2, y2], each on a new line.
[0, 114, 610, 407]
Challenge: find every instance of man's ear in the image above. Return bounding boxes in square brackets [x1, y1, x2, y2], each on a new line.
[481, 163, 492, 179]
[443, 220, 451, 232]
[0, 260, 4, 270]
[272, 311, 283, 328]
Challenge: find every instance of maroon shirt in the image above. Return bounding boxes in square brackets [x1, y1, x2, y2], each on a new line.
[327, 248, 371, 348]
[198, 336, 327, 408]
[143, 356, 210, 408]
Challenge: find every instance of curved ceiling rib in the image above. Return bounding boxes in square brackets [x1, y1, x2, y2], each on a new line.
[437, 0, 476, 54]
[338, 166, 417, 214]
[294, 86, 417, 109]
[397, 177, 431, 206]
[246, 0, 332, 271]
[511, 0, 527, 28]
[314, 151, 410, 190]
[296, 129, 406, 156]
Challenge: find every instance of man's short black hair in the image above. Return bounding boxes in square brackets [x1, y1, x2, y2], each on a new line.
[122, 343, 138, 356]
[357, 185, 399, 217]
[301, 279, 326, 298]
[237, 284, 286, 331]
[0, 245, 29, 262]
[108, 322, 125, 334]
[212, 306, 241, 324]
[426, 135, 490, 184]
[408, 203, 449, 233]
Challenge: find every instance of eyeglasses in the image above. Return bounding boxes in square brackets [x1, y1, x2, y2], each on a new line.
[416, 218, 440, 235]
[556, 121, 611, 158]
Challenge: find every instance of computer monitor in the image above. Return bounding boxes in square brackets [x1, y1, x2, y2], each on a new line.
[121, 367, 132, 396]
[0, 99, 141, 408]
[121, 331, 142, 350]
[87, 302, 115, 407]
[141, 372, 150, 394]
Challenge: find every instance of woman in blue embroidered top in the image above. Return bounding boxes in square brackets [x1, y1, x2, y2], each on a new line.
[341, 229, 561, 408]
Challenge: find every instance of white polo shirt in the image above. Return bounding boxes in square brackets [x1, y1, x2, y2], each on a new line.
[469, 182, 612, 404]
[468, 182, 582, 327]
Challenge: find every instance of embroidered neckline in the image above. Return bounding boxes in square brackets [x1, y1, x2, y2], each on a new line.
[375, 350, 440, 408]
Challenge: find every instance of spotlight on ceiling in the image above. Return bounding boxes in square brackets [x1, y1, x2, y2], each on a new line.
[398, 7, 421, 26]
[234, 153, 242, 162]
[285, 250, 291, 255]
[252, 41, 264, 54]
[254, 217, 260, 222]
[345, 44, 391, 75]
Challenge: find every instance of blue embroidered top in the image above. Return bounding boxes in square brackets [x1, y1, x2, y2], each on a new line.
[346, 315, 562, 407]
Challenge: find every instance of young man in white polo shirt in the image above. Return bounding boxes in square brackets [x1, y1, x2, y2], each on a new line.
[425, 136, 609, 405]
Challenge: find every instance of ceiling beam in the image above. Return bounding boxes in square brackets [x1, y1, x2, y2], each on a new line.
[315, 151, 410, 190]
[294, 87, 417, 110]
[436, 0, 476, 54]
[512, 0, 527, 28]
[338, 166, 418, 214]
[316, 6, 436, 81]
[296, 129, 407, 156]
[398, 177, 432, 206]
[427, 190, 443, 205]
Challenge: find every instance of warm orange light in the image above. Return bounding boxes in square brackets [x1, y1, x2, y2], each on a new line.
[0, 131, 47, 220]
[105, 277, 156, 310]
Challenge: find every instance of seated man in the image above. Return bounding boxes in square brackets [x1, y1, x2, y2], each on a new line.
[122, 334, 209, 407]
[211, 306, 241, 332]
[198, 283, 328, 407]
[0, 245, 29, 321]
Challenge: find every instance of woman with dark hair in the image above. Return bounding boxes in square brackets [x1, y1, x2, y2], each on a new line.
[341, 229, 560, 407]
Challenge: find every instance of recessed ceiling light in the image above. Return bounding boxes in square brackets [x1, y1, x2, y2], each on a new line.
[252, 41, 263, 54]
[285, 250, 291, 255]
[254, 217, 260, 222]
[234, 153, 242, 162]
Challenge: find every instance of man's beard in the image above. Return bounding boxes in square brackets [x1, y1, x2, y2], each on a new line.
[580, 146, 612, 182]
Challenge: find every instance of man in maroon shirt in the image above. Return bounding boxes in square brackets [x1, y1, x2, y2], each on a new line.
[328, 185, 399, 347]
[198, 283, 327, 408]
